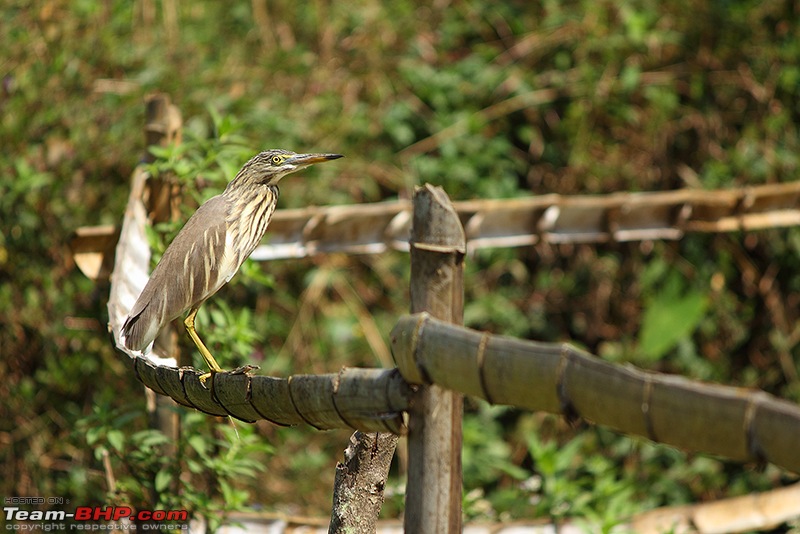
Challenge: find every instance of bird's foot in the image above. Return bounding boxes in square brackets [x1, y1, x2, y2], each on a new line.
[198, 370, 216, 385]
[198, 364, 259, 384]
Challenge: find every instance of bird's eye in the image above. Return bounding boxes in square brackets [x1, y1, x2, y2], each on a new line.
[271, 155, 284, 165]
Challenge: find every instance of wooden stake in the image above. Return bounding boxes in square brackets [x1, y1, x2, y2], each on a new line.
[404, 184, 466, 533]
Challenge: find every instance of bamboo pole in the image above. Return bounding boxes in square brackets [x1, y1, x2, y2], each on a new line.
[403, 185, 466, 533]
[131, 358, 410, 433]
[74, 181, 800, 276]
[391, 312, 800, 474]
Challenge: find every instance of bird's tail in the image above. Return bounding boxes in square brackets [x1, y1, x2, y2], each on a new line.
[121, 312, 156, 354]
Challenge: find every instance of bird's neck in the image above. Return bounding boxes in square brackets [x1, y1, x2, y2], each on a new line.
[222, 184, 280, 267]
[223, 179, 279, 200]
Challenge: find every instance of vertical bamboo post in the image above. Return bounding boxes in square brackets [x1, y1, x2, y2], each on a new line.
[404, 184, 465, 533]
[142, 94, 182, 501]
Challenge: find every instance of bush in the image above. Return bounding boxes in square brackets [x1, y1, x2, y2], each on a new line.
[2, 0, 799, 527]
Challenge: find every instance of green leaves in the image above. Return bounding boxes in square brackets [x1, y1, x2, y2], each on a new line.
[4, 0, 800, 526]
[78, 405, 273, 527]
[638, 271, 709, 362]
[200, 300, 261, 368]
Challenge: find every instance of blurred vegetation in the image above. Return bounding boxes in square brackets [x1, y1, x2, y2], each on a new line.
[2, 0, 800, 529]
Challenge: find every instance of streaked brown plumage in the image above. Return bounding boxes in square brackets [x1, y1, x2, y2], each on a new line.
[122, 149, 342, 379]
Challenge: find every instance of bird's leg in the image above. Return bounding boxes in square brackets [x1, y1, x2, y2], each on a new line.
[184, 307, 224, 383]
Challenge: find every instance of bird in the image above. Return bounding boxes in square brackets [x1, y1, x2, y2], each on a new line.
[121, 149, 343, 382]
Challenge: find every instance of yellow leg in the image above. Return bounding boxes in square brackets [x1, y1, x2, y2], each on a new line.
[184, 307, 224, 383]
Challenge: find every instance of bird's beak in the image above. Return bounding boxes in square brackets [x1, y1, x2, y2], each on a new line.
[285, 153, 343, 167]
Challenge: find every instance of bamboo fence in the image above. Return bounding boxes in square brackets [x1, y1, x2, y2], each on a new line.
[84, 96, 800, 533]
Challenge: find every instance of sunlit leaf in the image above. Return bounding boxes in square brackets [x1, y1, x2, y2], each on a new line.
[638, 288, 708, 362]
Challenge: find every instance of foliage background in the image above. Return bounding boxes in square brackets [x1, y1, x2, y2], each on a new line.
[2, 0, 800, 528]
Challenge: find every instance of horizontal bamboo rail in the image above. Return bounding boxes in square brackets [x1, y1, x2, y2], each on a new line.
[391, 313, 800, 474]
[111, 308, 800, 473]
[74, 180, 800, 280]
[132, 358, 410, 433]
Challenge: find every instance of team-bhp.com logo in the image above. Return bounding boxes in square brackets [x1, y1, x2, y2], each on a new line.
[4, 503, 188, 528]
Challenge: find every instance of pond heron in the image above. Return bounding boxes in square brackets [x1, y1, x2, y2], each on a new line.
[121, 149, 343, 382]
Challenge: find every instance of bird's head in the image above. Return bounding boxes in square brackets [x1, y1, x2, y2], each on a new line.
[230, 149, 343, 189]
